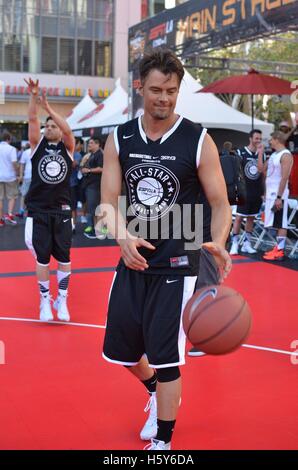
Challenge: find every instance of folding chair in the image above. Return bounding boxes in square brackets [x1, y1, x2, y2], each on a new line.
[287, 199, 298, 257]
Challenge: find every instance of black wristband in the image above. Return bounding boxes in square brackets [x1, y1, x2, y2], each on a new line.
[276, 195, 282, 199]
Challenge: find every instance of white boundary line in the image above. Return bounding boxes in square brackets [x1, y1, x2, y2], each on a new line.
[0, 316, 297, 358]
[0, 316, 105, 329]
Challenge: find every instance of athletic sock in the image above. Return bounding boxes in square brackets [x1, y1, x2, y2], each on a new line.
[244, 231, 252, 243]
[276, 237, 286, 250]
[57, 270, 71, 296]
[38, 280, 50, 298]
[142, 372, 157, 394]
[232, 234, 240, 243]
[156, 419, 176, 444]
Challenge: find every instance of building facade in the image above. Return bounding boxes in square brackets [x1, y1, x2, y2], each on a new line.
[0, 0, 141, 140]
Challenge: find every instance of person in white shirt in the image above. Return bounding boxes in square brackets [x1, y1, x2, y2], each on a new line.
[0, 131, 19, 226]
[17, 145, 32, 217]
[259, 131, 293, 261]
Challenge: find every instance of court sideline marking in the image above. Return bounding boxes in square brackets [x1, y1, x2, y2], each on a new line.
[0, 315, 297, 358]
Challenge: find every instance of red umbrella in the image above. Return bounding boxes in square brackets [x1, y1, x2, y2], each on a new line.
[198, 68, 293, 128]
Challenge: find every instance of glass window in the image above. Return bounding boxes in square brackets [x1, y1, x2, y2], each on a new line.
[41, 16, 58, 36]
[95, 41, 112, 77]
[94, 20, 112, 42]
[42, 37, 57, 73]
[77, 0, 94, 19]
[23, 35, 41, 73]
[77, 39, 92, 75]
[77, 19, 93, 38]
[3, 0, 23, 38]
[60, 0, 76, 15]
[23, 9, 40, 36]
[95, 0, 113, 20]
[59, 38, 74, 74]
[4, 38, 22, 71]
[59, 16, 76, 37]
[40, 0, 59, 15]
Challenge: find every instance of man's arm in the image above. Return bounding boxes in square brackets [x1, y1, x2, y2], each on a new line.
[24, 78, 41, 150]
[277, 153, 293, 199]
[101, 133, 155, 271]
[40, 89, 75, 155]
[198, 133, 232, 280]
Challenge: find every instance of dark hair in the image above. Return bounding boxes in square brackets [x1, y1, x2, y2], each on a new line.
[249, 129, 262, 138]
[89, 137, 101, 147]
[139, 48, 184, 85]
[1, 130, 12, 142]
[75, 138, 83, 145]
[45, 116, 54, 123]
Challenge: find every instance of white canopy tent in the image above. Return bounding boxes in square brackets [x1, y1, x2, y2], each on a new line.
[72, 79, 128, 130]
[66, 94, 97, 129]
[175, 70, 274, 139]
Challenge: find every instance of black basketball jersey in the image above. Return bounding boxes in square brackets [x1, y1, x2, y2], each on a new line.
[25, 137, 73, 214]
[237, 146, 264, 199]
[115, 116, 206, 276]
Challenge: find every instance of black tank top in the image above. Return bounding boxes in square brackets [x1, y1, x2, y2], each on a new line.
[116, 116, 205, 275]
[237, 146, 264, 199]
[25, 137, 73, 214]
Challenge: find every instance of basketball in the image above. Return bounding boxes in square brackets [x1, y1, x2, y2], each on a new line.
[183, 285, 252, 355]
[137, 177, 164, 205]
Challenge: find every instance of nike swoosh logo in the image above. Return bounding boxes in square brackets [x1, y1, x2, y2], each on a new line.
[189, 287, 217, 321]
[166, 279, 179, 284]
[63, 219, 70, 223]
[123, 134, 134, 139]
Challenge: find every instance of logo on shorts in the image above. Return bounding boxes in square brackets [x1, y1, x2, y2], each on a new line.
[244, 160, 259, 180]
[38, 147, 68, 185]
[125, 163, 180, 221]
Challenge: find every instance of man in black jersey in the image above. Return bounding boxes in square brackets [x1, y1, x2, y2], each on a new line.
[230, 130, 265, 255]
[101, 50, 231, 450]
[24, 78, 75, 322]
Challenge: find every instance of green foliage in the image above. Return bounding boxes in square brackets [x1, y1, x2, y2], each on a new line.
[191, 33, 298, 126]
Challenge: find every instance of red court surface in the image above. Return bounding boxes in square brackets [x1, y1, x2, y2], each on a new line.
[0, 247, 297, 450]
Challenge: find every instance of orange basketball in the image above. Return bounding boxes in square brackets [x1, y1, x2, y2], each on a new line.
[183, 285, 252, 355]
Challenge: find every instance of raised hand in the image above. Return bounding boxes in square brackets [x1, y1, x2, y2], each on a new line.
[24, 78, 39, 96]
[39, 88, 50, 111]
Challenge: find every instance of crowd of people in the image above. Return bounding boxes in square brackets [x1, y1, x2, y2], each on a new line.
[0, 132, 106, 239]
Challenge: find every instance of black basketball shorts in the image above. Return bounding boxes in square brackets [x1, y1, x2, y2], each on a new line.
[236, 196, 262, 217]
[103, 265, 197, 368]
[25, 212, 72, 265]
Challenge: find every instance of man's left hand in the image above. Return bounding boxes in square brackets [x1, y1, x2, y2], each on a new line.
[201, 242, 232, 283]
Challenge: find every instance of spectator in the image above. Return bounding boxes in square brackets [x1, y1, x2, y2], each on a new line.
[81, 138, 103, 239]
[16, 146, 32, 218]
[230, 130, 265, 255]
[0, 130, 19, 226]
[70, 138, 84, 233]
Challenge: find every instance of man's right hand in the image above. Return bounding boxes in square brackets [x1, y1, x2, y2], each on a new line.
[24, 78, 39, 96]
[119, 235, 155, 271]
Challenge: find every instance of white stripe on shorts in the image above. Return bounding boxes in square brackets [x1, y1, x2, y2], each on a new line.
[25, 217, 37, 260]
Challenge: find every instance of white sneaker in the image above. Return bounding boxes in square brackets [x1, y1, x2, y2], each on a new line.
[188, 348, 206, 357]
[241, 242, 257, 254]
[40, 294, 53, 322]
[53, 294, 70, 322]
[229, 241, 239, 255]
[140, 393, 157, 441]
[144, 439, 171, 450]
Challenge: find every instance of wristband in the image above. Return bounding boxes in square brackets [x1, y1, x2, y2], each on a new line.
[276, 195, 282, 199]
